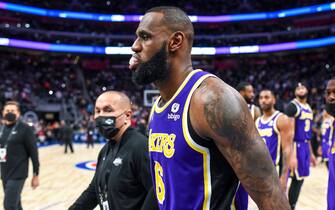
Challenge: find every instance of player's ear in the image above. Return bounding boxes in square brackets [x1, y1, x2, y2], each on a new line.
[125, 110, 132, 119]
[168, 31, 184, 53]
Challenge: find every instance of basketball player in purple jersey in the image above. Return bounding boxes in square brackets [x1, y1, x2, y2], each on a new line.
[129, 6, 289, 210]
[325, 79, 335, 210]
[257, 90, 294, 190]
[320, 110, 334, 169]
[285, 83, 317, 209]
[234, 82, 261, 210]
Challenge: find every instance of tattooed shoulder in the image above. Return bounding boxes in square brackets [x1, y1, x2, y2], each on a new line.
[198, 78, 255, 150]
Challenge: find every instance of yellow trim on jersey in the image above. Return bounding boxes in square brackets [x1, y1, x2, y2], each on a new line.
[292, 100, 301, 118]
[273, 112, 282, 167]
[154, 69, 202, 113]
[255, 117, 260, 127]
[230, 181, 241, 210]
[330, 121, 335, 155]
[259, 111, 279, 124]
[182, 73, 214, 210]
[257, 111, 282, 172]
[294, 99, 312, 111]
[149, 97, 160, 125]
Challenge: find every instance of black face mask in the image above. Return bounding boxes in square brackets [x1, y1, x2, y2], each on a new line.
[326, 102, 335, 117]
[4, 112, 17, 123]
[95, 114, 123, 140]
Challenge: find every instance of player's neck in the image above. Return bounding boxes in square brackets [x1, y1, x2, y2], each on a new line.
[156, 64, 193, 103]
[263, 108, 276, 118]
[295, 97, 307, 104]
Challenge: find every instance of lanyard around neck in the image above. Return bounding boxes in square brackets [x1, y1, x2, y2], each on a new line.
[0, 123, 18, 148]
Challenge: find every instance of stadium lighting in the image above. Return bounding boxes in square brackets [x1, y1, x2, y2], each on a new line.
[0, 36, 335, 55]
[0, 1, 334, 23]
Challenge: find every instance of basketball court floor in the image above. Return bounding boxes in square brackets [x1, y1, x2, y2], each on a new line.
[0, 144, 328, 210]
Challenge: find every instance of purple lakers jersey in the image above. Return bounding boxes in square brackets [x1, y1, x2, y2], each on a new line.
[291, 99, 313, 142]
[256, 111, 282, 169]
[148, 70, 239, 210]
[328, 120, 335, 210]
[321, 116, 334, 160]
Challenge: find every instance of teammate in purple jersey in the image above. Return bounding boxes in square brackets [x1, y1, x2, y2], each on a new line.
[319, 111, 334, 169]
[129, 6, 289, 210]
[285, 83, 317, 210]
[325, 79, 335, 210]
[257, 89, 294, 191]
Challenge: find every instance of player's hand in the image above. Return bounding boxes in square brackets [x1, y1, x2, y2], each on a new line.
[31, 175, 39, 189]
[310, 154, 317, 167]
[289, 156, 298, 172]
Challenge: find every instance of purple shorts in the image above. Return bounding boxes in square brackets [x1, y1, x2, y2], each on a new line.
[292, 141, 310, 179]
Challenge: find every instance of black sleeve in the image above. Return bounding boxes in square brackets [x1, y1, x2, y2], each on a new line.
[134, 136, 153, 191]
[285, 102, 298, 117]
[141, 187, 159, 210]
[134, 134, 159, 210]
[24, 125, 40, 176]
[68, 147, 106, 210]
[68, 174, 98, 210]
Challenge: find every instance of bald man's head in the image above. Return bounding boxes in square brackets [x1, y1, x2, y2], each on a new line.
[94, 91, 132, 119]
[97, 91, 131, 108]
[94, 91, 133, 141]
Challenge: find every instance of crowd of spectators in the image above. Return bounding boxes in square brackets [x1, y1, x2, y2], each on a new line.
[0, 1, 334, 146]
[0, 47, 333, 145]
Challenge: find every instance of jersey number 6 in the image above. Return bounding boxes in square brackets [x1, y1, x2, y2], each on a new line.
[154, 161, 165, 204]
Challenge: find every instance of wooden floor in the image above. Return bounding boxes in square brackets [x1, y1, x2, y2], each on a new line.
[0, 144, 329, 210]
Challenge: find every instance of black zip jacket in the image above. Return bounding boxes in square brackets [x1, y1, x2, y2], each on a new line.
[69, 127, 158, 210]
[0, 120, 39, 181]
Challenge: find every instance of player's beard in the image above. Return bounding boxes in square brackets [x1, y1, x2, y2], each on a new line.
[244, 96, 253, 104]
[297, 93, 307, 100]
[132, 42, 169, 86]
[260, 103, 273, 112]
[326, 102, 335, 117]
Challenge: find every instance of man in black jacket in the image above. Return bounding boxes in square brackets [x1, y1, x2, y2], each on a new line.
[0, 101, 40, 210]
[69, 91, 157, 210]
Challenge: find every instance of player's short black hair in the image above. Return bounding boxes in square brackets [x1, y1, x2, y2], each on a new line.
[236, 82, 252, 92]
[260, 89, 275, 97]
[295, 82, 308, 90]
[145, 6, 194, 47]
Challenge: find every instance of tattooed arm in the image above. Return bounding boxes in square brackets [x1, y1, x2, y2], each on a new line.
[190, 77, 290, 210]
[276, 114, 294, 191]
